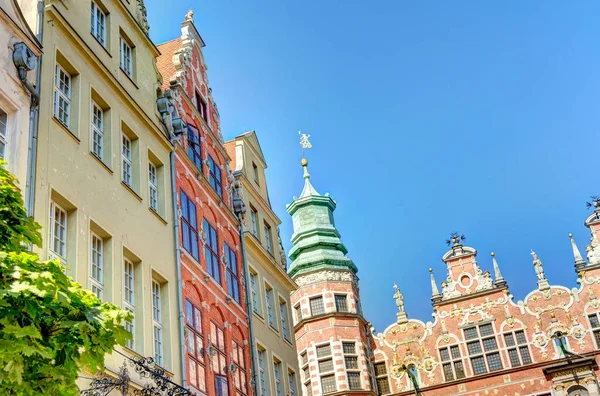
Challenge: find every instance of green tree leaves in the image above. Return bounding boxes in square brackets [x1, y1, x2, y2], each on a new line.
[0, 161, 132, 395]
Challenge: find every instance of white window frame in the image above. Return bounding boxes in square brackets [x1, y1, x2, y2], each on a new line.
[251, 208, 258, 237]
[273, 360, 283, 396]
[264, 223, 272, 253]
[90, 233, 103, 299]
[0, 108, 8, 159]
[124, 258, 135, 350]
[265, 285, 275, 328]
[53, 64, 71, 127]
[91, 1, 106, 46]
[122, 135, 132, 186]
[120, 37, 132, 77]
[91, 101, 104, 160]
[148, 162, 158, 212]
[258, 348, 269, 396]
[288, 370, 297, 396]
[250, 271, 260, 315]
[280, 299, 289, 340]
[49, 201, 67, 265]
[152, 280, 163, 366]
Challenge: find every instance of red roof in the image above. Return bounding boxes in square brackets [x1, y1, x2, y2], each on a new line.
[156, 38, 182, 91]
[224, 141, 236, 172]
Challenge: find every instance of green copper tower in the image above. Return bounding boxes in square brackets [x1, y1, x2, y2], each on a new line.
[286, 158, 358, 278]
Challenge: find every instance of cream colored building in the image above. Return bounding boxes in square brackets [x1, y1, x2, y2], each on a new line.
[0, 0, 41, 194]
[225, 131, 300, 396]
[19, 0, 183, 390]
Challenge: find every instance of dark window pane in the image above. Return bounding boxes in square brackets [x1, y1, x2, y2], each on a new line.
[508, 348, 520, 367]
[464, 327, 478, 340]
[504, 333, 515, 347]
[479, 324, 493, 337]
[321, 375, 336, 394]
[442, 363, 454, 381]
[335, 295, 348, 312]
[342, 342, 355, 355]
[310, 297, 325, 316]
[347, 372, 361, 390]
[486, 352, 503, 371]
[376, 377, 390, 395]
[454, 361, 465, 379]
[318, 359, 333, 373]
[519, 346, 532, 364]
[316, 344, 331, 358]
[374, 362, 387, 376]
[471, 356, 486, 374]
[450, 345, 461, 359]
[467, 341, 482, 355]
[439, 348, 450, 362]
[590, 314, 600, 329]
[515, 330, 526, 345]
[301, 352, 308, 366]
[345, 357, 358, 369]
[482, 337, 498, 352]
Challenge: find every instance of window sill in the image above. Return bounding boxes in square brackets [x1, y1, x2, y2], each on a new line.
[268, 324, 279, 335]
[91, 34, 112, 57]
[120, 67, 139, 89]
[89, 152, 113, 174]
[149, 207, 168, 225]
[121, 181, 142, 202]
[52, 117, 80, 143]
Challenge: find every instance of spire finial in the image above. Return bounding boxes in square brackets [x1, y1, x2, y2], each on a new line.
[569, 233, 587, 270]
[429, 268, 442, 303]
[491, 252, 507, 287]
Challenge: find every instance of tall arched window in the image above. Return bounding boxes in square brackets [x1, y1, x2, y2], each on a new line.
[185, 300, 206, 392]
[232, 337, 247, 396]
[211, 321, 228, 396]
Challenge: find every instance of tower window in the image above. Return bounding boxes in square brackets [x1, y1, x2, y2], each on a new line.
[335, 295, 348, 312]
[374, 362, 390, 395]
[310, 296, 325, 316]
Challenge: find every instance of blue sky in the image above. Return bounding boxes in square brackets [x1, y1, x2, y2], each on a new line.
[147, 1, 600, 332]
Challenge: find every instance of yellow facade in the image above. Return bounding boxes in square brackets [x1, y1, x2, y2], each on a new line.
[226, 131, 301, 396]
[19, 0, 181, 389]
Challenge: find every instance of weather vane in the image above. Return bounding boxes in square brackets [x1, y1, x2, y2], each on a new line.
[298, 130, 312, 158]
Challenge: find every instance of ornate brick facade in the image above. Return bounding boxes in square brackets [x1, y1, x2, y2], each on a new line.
[370, 205, 600, 396]
[157, 11, 251, 396]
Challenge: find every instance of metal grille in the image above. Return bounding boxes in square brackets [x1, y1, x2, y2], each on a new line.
[347, 372, 361, 390]
[335, 295, 348, 312]
[321, 375, 336, 394]
[342, 342, 356, 354]
[310, 296, 325, 316]
[345, 357, 358, 369]
[316, 344, 331, 358]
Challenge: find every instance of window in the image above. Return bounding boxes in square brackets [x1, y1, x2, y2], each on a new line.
[317, 343, 335, 393]
[225, 244, 240, 303]
[49, 201, 67, 264]
[250, 271, 261, 314]
[504, 330, 532, 367]
[90, 102, 104, 159]
[280, 300, 290, 340]
[232, 339, 247, 396]
[300, 351, 310, 396]
[258, 348, 269, 396]
[90, 233, 103, 299]
[120, 37, 133, 77]
[122, 135, 132, 186]
[374, 362, 390, 395]
[250, 207, 258, 237]
[53, 65, 71, 127]
[266, 285, 275, 329]
[288, 370, 297, 396]
[274, 360, 283, 396]
[180, 192, 199, 260]
[0, 108, 6, 159]
[310, 296, 325, 316]
[252, 162, 259, 184]
[264, 223, 272, 253]
[321, 375, 336, 394]
[187, 125, 202, 170]
[439, 344, 465, 382]
[211, 322, 227, 396]
[152, 280, 163, 366]
[90, 2, 106, 45]
[589, 312, 600, 349]
[335, 295, 348, 312]
[208, 155, 222, 198]
[343, 342, 361, 389]
[203, 219, 220, 284]
[195, 91, 207, 121]
[186, 300, 206, 392]
[124, 258, 135, 350]
[295, 304, 302, 323]
[464, 323, 502, 375]
[148, 163, 158, 212]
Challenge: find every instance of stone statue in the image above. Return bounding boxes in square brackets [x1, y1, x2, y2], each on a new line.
[531, 251, 545, 280]
[442, 273, 460, 299]
[136, 0, 150, 35]
[393, 284, 405, 314]
[587, 232, 600, 265]
[185, 9, 194, 22]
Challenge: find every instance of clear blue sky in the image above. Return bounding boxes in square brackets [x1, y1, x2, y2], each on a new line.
[147, 1, 600, 332]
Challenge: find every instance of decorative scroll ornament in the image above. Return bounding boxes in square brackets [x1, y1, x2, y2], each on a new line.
[135, 0, 150, 35]
[294, 270, 357, 287]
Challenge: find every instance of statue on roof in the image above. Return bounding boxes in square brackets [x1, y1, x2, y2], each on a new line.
[531, 250, 545, 281]
[393, 284, 405, 314]
[185, 9, 194, 22]
[587, 232, 600, 266]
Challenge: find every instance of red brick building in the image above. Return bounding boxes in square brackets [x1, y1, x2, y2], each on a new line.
[287, 159, 377, 396]
[157, 11, 251, 396]
[370, 203, 600, 396]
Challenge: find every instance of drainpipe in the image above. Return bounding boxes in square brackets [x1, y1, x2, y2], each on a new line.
[239, 226, 259, 396]
[23, 0, 44, 218]
[158, 91, 187, 389]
